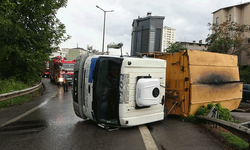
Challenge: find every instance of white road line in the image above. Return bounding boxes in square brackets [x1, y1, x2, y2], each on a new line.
[139, 125, 158, 150]
[0, 86, 58, 128]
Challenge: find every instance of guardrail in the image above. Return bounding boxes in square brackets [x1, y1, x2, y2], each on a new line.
[0, 81, 43, 104]
[196, 115, 250, 148]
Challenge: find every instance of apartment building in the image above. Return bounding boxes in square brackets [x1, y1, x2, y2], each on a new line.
[212, 2, 250, 65]
[131, 12, 165, 56]
[161, 26, 176, 52]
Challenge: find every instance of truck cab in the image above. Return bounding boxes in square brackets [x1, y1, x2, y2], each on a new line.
[61, 60, 75, 83]
[73, 53, 166, 128]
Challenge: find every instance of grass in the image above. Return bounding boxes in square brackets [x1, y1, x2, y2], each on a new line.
[0, 88, 43, 110]
[232, 120, 241, 124]
[0, 79, 30, 94]
[0, 78, 43, 110]
[0, 95, 31, 109]
[220, 132, 249, 150]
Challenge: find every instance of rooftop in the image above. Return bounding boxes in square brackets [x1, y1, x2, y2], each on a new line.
[212, 1, 250, 14]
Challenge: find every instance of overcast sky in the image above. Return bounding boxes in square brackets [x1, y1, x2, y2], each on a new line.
[56, 0, 248, 54]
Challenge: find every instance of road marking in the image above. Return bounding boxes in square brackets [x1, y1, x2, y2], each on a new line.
[139, 125, 158, 150]
[0, 85, 58, 128]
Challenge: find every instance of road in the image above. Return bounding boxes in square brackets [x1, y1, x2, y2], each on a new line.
[0, 78, 236, 150]
[231, 101, 250, 122]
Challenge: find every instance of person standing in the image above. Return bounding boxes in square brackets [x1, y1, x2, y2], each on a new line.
[63, 70, 68, 92]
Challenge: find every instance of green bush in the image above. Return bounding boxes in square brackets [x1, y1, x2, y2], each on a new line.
[0, 78, 30, 94]
[215, 103, 232, 122]
[218, 107, 232, 122]
[207, 102, 215, 109]
[195, 105, 210, 116]
[195, 102, 232, 122]
[181, 114, 196, 123]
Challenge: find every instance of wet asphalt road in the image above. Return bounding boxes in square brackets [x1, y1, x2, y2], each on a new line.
[0, 78, 228, 150]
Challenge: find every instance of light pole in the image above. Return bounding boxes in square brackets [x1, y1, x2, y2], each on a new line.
[96, 5, 114, 53]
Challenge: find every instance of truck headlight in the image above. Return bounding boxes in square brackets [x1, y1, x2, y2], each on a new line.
[59, 77, 64, 82]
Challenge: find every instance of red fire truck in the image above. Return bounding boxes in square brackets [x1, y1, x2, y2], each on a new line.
[42, 61, 49, 78]
[49, 56, 75, 85]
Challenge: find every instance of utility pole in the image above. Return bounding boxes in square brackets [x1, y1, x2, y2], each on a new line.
[96, 5, 114, 52]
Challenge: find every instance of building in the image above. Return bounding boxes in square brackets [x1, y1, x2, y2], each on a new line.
[131, 12, 165, 56]
[212, 2, 250, 65]
[67, 48, 89, 61]
[62, 48, 69, 58]
[175, 40, 207, 51]
[162, 26, 176, 52]
[49, 49, 66, 59]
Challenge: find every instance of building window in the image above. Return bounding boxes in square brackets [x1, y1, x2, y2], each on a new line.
[228, 14, 231, 22]
[216, 17, 219, 24]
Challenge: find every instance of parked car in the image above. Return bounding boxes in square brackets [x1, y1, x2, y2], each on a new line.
[242, 84, 250, 102]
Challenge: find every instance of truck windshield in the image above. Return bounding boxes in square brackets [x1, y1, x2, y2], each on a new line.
[93, 57, 123, 125]
[62, 64, 74, 71]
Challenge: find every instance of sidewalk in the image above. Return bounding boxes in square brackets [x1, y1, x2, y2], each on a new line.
[0, 78, 58, 127]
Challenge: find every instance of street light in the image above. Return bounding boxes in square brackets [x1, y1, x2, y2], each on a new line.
[96, 5, 114, 52]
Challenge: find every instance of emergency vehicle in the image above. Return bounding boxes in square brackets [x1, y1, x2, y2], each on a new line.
[42, 61, 49, 78]
[49, 56, 75, 84]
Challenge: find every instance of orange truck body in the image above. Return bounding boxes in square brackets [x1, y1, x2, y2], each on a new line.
[142, 50, 242, 117]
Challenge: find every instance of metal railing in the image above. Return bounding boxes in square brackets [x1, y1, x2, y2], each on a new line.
[0, 81, 43, 105]
[196, 115, 250, 148]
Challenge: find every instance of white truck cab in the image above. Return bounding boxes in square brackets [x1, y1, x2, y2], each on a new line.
[73, 52, 166, 128]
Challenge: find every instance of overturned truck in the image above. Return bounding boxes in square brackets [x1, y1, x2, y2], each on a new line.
[72, 52, 166, 128]
[142, 50, 243, 117]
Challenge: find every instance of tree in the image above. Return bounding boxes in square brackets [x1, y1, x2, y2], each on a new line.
[0, 0, 70, 84]
[239, 64, 250, 84]
[206, 21, 250, 55]
[164, 42, 187, 53]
